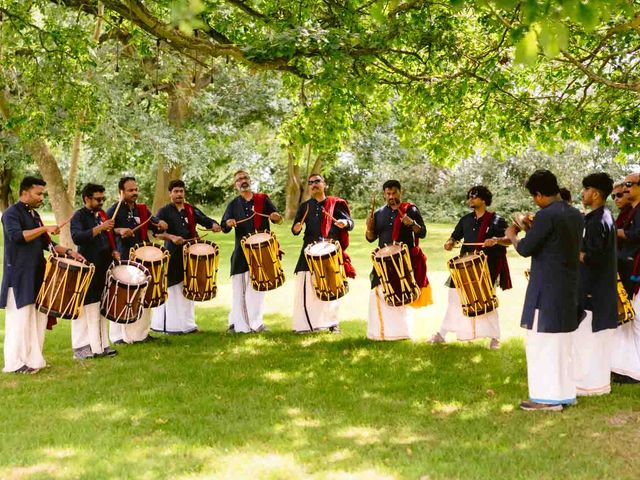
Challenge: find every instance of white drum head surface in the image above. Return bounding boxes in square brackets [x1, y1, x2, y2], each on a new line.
[135, 245, 164, 262]
[305, 241, 337, 257]
[56, 257, 87, 269]
[376, 244, 402, 258]
[245, 232, 271, 245]
[112, 265, 148, 285]
[188, 243, 216, 256]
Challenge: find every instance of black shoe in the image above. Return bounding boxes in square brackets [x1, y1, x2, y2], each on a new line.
[113, 339, 126, 345]
[226, 325, 236, 334]
[14, 365, 30, 373]
[612, 372, 640, 384]
[328, 325, 341, 334]
[100, 347, 118, 357]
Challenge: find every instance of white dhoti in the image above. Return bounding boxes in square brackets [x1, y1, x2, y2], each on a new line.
[109, 309, 152, 344]
[526, 310, 576, 405]
[572, 311, 615, 396]
[611, 294, 640, 381]
[367, 287, 413, 341]
[292, 272, 339, 332]
[3, 289, 47, 372]
[72, 302, 110, 355]
[151, 283, 196, 334]
[439, 288, 500, 340]
[229, 272, 266, 333]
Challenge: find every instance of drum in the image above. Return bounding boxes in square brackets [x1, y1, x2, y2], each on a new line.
[447, 252, 498, 317]
[512, 212, 534, 232]
[617, 274, 635, 325]
[182, 240, 219, 301]
[304, 240, 348, 301]
[130, 242, 170, 308]
[36, 255, 95, 320]
[240, 231, 285, 291]
[372, 242, 420, 307]
[101, 260, 150, 324]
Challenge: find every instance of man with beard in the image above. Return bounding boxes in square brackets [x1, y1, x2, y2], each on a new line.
[365, 180, 430, 340]
[431, 185, 511, 349]
[506, 170, 584, 411]
[611, 172, 640, 384]
[151, 180, 221, 334]
[107, 176, 168, 344]
[612, 181, 632, 229]
[574, 173, 617, 396]
[1, 177, 82, 373]
[70, 183, 120, 359]
[221, 170, 283, 333]
[291, 173, 355, 333]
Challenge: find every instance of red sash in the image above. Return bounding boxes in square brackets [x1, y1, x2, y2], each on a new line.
[97, 210, 116, 251]
[616, 205, 632, 229]
[253, 193, 267, 231]
[321, 196, 356, 279]
[137, 204, 150, 241]
[183, 203, 197, 239]
[391, 202, 429, 288]
[476, 211, 512, 290]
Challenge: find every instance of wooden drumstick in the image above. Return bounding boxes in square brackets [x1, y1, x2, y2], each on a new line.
[369, 192, 376, 218]
[322, 209, 339, 223]
[299, 204, 310, 225]
[131, 217, 153, 233]
[111, 193, 124, 220]
[58, 213, 74, 229]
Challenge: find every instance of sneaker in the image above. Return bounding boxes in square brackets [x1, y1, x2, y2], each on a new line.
[73, 346, 95, 360]
[328, 325, 341, 334]
[519, 400, 563, 412]
[14, 365, 30, 373]
[113, 339, 126, 345]
[489, 338, 501, 350]
[226, 325, 236, 334]
[101, 347, 118, 357]
[253, 325, 268, 333]
[429, 332, 446, 344]
[25, 367, 40, 375]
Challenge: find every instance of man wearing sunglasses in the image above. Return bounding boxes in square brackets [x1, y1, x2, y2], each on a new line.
[291, 173, 354, 333]
[70, 183, 120, 360]
[611, 173, 640, 384]
[432, 185, 511, 349]
[221, 170, 283, 334]
[505, 169, 584, 411]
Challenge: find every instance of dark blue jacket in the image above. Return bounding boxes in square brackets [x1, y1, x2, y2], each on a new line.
[579, 206, 618, 332]
[106, 202, 161, 260]
[517, 200, 584, 333]
[0, 203, 51, 309]
[617, 203, 640, 297]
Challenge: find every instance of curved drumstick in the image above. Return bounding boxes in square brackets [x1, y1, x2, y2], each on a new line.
[183, 232, 210, 243]
[131, 217, 153, 234]
[58, 213, 75, 229]
[251, 207, 271, 219]
[299, 204, 310, 225]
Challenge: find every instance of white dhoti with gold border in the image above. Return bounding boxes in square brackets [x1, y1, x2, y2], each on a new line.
[367, 286, 413, 341]
[572, 311, 615, 396]
[439, 288, 500, 340]
[292, 272, 339, 332]
[72, 302, 110, 355]
[151, 283, 197, 334]
[229, 272, 266, 333]
[109, 308, 152, 344]
[2, 289, 47, 372]
[611, 294, 640, 381]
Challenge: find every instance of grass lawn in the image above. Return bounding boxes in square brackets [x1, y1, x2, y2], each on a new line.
[1, 218, 639, 479]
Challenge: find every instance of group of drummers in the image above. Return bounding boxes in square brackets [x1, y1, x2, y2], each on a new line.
[2, 168, 640, 411]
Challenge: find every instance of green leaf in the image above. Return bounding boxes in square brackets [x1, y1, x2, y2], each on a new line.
[515, 29, 538, 66]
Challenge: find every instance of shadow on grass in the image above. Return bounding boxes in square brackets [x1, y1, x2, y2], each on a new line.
[1, 306, 640, 479]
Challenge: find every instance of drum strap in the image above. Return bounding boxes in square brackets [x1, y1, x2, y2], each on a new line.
[97, 210, 117, 252]
[253, 193, 267, 231]
[137, 204, 150, 241]
[393, 202, 429, 289]
[476, 211, 512, 290]
[183, 203, 197, 238]
[322, 196, 356, 279]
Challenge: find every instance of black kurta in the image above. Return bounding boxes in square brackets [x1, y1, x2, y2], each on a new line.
[220, 194, 279, 275]
[291, 198, 354, 273]
[106, 202, 161, 260]
[366, 204, 426, 288]
[579, 206, 618, 332]
[516, 200, 584, 333]
[70, 207, 113, 305]
[0, 203, 51, 309]
[448, 211, 508, 287]
[155, 203, 218, 287]
[618, 203, 640, 296]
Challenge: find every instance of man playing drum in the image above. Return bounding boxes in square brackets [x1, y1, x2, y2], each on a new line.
[107, 176, 168, 344]
[365, 180, 430, 340]
[221, 170, 283, 334]
[152, 180, 221, 334]
[70, 183, 120, 360]
[291, 173, 355, 333]
[611, 172, 640, 384]
[1, 176, 83, 373]
[505, 170, 584, 411]
[431, 186, 511, 349]
[574, 173, 617, 396]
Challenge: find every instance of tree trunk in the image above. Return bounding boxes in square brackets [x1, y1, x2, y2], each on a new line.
[284, 149, 302, 220]
[28, 140, 74, 248]
[151, 158, 182, 213]
[67, 130, 82, 207]
[0, 163, 13, 211]
[302, 153, 323, 202]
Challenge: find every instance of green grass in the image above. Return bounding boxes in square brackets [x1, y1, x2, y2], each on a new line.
[1, 219, 639, 479]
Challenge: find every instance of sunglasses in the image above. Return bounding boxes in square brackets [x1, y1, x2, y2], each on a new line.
[624, 181, 640, 188]
[93, 197, 106, 203]
[612, 192, 625, 199]
[308, 179, 323, 185]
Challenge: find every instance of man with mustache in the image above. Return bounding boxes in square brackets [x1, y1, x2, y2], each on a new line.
[107, 176, 168, 344]
[291, 173, 354, 333]
[365, 180, 430, 340]
[1, 176, 82, 373]
[221, 170, 283, 333]
[431, 185, 511, 349]
[151, 180, 221, 334]
[70, 183, 120, 359]
[611, 172, 640, 384]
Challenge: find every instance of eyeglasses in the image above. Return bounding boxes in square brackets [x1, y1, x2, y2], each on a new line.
[624, 181, 640, 188]
[612, 192, 625, 199]
[308, 179, 323, 185]
[235, 176, 250, 183]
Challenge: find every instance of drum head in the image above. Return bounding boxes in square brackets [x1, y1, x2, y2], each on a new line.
[244, 232, 272, 245]
[188, 242, 216, 256]
[112, 265, 148, 285]
[451, 254, 481, 266]
[135, 245, 164, 262]
[305, 241, 337, 256]
[54, 256, 87, 269]
[375, 244, 403, 258]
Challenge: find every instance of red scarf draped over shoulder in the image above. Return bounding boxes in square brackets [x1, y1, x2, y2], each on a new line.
[616, 204, 633, 229]
[321, 196, 356, 279]
[477, 211, 512, 290]
[391, 202, 429, 289]
[183, 203, 197, 239]
[97, 209, 116, 251]
[253, 193, 267, 231]
[137, 204, 150, 242]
